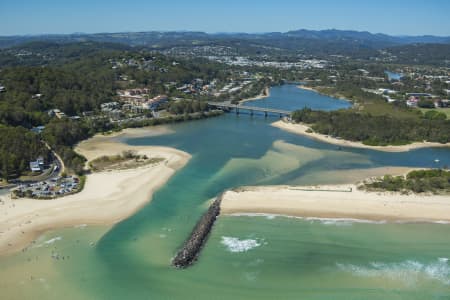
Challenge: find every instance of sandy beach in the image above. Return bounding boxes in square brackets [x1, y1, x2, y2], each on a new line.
[297, 85, 319, 92]
[0, 127, 190, 255]
[221, 185, 450, 222]
[239, 87, 270, 104]
[273, 120, 450, 152]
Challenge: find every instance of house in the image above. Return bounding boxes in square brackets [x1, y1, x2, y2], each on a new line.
[55, 111, 66, 119]
[101, 102, 120, 112]
[142, 95, 168, 110]
[48, 109, 66, 119]
[36, 156, 45, 166]
[0, 85, 6, 92]
[29, 161, 42, 172]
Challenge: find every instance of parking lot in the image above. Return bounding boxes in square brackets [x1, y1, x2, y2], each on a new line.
[13, 176, 81, 199]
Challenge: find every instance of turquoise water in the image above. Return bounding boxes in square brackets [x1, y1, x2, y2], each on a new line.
[1, 85, 449, 299]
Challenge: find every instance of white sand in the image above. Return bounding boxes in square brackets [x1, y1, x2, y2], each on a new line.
[0, 128, 190, 255]
[273, 120, 450, 152]
[221, 185, 450, 222]
[239, 87, 270, 104]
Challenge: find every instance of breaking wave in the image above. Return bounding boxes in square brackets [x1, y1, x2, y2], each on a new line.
[33, 236, 62, 248]
[44, 236, 62, 245]
[221, 236, 262, 253]
[337, 258, 450, 286]
[229, 213, 386, 225]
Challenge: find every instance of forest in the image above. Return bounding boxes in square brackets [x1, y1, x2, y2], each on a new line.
[0, 42, 235, 178]
[0, 126, 50, 180]
[362, 169, 450, 194]
[291, 108, 450, 145]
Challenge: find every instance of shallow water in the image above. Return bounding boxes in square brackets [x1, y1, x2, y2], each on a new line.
[1, 85, 449, 299]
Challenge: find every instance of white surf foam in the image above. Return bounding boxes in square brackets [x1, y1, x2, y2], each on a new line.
[221, 236, 262, 253]
[337, 258, 450, 286]
[33, 236, 62, 248]
[305, 217, 386, 226]
[229, 213, 387, 225]
[229, 213, 279, 220]
[44, 236, 62, 245]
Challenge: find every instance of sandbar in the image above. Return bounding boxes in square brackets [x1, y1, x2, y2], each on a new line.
[0, 127, 190, 255]
[273, 120, 450, 152]
[221, 185, 450, 222]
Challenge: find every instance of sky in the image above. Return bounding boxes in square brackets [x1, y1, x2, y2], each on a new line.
[1, 0, 449, 36]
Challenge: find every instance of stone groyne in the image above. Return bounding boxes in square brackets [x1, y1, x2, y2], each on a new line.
[172, 195, 222, 268]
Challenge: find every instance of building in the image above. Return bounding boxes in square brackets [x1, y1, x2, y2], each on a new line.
[30, 161, 41, 172]
[0, 85, 6, 92]
[142, 95, 168, 110]
[100, 102, 120, 112]
[36, 156, 45, 166]
[48, 109, 66, 119]
[31, 126, 45, 134]
[29, 161, 41, 172]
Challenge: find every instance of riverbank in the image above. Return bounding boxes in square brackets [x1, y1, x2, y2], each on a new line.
[239, 87, 270, 104]
[297, 85, 319, 93]
[272, 120, 450, 152]
[221, 185, 450, 223]
[297, 85, 350, 102]
[0, 128, 190, 256]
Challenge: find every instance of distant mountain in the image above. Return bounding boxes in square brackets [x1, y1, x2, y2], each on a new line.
[0, 29, 449, 58]
[384, 43, 450, 66]
[286, 29, 450, 45]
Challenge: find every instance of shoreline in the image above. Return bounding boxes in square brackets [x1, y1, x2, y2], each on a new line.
[297, 85, 319, 93]
[221, 185, 450, 223]
[0, 129, 190, 256]
[239, 87, 270, 104]
[272, 120, 450, 152]
[297, 85, 350, 102]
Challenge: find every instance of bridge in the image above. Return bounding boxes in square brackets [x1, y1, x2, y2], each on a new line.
[208, 102, 292, 117]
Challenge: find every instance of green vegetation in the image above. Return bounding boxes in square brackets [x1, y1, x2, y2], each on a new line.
[89, 150, 164, 172]
[0, 42, 234, 179]
[421, 108, 450, 119]
[291, 108, 450, 145]
[0, 126, 50, 180]
[167, 100, 209, 115]
[423, 110, 447, 120]
[361, 169, 450, 194]
[0, 61, 115, 125]
[418, 99, 435, 109]
[1, 38, 448, 179]
[42, 119, 92, 174]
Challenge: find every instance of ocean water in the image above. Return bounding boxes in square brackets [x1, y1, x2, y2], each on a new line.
[1, 85, 449, 300]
